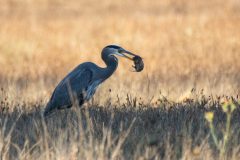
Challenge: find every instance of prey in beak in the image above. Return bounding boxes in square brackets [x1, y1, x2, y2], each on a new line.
[119, 49, 144, 72]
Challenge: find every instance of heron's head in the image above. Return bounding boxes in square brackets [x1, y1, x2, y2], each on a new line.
[102, 45, 137, 61]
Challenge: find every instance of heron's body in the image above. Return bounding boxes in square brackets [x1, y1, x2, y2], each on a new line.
[43, 45, 138, 117]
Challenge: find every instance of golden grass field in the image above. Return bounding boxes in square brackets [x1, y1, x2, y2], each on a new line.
[0, 0, 240, 159]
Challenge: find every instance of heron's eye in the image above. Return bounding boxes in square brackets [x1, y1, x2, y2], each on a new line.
[118, 49, 124, 53]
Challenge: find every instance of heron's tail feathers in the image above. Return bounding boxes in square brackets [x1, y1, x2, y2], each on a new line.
[43, 102, 73, 117]
[43, 102, 55, 117]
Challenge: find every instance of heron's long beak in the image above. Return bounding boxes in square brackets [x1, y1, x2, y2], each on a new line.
[120, 50, 137, 61]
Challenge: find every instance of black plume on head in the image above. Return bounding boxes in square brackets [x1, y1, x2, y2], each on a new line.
[104, 45, 121, 50]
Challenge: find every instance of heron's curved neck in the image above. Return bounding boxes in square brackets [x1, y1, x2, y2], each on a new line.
[102, 54, 118, 80]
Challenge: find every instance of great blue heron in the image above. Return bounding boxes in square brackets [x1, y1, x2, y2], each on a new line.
[43, 45, 143, 117]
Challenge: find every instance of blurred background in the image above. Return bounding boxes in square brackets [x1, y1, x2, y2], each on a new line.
[0, 0, 240, 105]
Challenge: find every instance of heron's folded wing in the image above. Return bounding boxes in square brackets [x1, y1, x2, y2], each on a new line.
[44, 68, 93, 114]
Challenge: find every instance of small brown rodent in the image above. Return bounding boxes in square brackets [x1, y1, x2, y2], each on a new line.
[133, 56, 144, 72]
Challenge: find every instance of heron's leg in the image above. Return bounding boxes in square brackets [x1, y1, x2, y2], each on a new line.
[78, 100, 84, 107]
[90, 96, 95, 105]
[78, 93, 84, 107]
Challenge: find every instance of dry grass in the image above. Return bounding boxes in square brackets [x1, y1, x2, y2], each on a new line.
[0, 0, 240, 159]
[1, 95, 240, 160]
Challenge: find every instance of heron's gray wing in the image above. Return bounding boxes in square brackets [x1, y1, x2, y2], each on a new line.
[44, 68, 93, 116]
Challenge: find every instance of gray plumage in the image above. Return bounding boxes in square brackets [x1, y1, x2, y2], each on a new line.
[43, 45, 137, 117]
